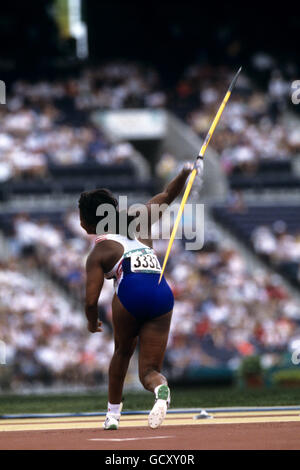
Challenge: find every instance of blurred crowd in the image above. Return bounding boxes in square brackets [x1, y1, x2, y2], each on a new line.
[252, 222, 300, 285]
[0, 103, 136, 182]
[10, 212, 91, 303]
[72, 62, 166, 110]
[0, 258, 114, 390]
[158, 236, 300, 377]
[1, 211, 299, 390]
[8, 62, 165, 114]
[0, 61, 165, 182]
[169, 62, 300, 174]
[1, 58, 299, 182]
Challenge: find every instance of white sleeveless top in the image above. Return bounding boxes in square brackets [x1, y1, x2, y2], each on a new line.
[95, 233, 161, 291]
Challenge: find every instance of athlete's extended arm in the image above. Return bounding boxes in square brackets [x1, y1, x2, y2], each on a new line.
[132, 162, 203, 245]
[147, 163, 193, 208]
[142, 162, 202, 233]
[85, 249, 104, 333]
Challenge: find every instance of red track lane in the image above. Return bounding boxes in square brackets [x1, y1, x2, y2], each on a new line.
[1, 422, 300, 450]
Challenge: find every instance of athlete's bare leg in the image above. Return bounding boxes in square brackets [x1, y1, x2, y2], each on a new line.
[138, 310, 172, 392]
[108, 294, 139, 404]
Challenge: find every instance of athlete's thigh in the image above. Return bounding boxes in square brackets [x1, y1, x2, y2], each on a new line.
[112, 294, 140, 353]
[138, 310, 172, 371]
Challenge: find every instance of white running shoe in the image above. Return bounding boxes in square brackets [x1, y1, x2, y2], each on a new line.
[103, 402, 123, 430]
[103, 413, 120, 430]
[148, 384, 170, 429]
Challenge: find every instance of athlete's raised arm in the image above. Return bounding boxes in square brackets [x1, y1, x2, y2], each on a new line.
[143, 161, 205, 232]
[85, 248, 104, 333]
[147, 163, 194, 209]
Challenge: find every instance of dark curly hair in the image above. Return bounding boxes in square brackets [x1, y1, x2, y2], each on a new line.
[78, 188, 135, 238]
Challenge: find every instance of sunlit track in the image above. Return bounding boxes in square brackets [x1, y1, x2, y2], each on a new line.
[1, 409, 300, 432]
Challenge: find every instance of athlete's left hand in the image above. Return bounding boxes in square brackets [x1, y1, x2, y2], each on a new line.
[87, 319, 103, 333]
[183, 159, 204, 184]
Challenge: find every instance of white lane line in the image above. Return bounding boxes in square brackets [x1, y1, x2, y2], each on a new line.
[89, 436, 174, 442]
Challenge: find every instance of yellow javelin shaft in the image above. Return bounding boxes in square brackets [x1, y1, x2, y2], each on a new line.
[198, 90, 231, 157]
[158, 67, 242, 284]
[158, 167, 197, 283]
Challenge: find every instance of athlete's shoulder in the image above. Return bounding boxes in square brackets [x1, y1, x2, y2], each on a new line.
[91, 234, 123, 267]
[92, 237, 119, 257]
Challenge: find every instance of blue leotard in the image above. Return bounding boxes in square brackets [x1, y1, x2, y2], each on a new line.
[95, 234, 174, 320]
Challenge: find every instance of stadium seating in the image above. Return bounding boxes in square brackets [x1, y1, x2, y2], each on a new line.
[212, 205, 300, 287]
[229, 164, 300, 191]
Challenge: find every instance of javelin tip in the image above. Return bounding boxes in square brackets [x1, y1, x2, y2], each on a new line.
[228, 66, 242, 92]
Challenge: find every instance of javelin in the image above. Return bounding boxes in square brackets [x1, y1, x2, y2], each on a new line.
[158, 66, 242, 284]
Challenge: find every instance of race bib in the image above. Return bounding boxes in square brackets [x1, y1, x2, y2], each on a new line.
[130, 253, 161, 273]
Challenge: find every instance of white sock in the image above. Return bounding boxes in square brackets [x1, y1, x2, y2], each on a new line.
[107, 402, 121, 415]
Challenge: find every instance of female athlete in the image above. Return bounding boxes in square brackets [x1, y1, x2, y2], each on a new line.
[79, 161, 202, 429]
